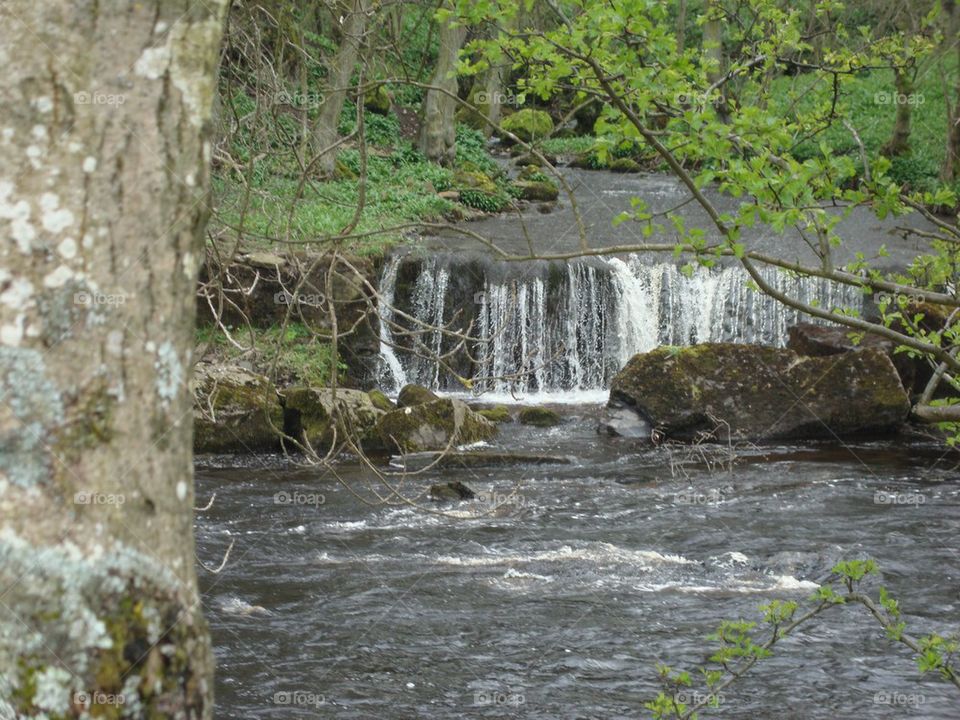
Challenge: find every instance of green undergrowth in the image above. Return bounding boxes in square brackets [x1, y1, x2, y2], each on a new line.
[196, 322, 344, 387]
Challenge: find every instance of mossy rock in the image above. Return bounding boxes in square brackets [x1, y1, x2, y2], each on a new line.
[374, 398, 497, 453]
[364, 84, 392, 115]
[397, 383, 440, 408]
[283, 386, 385, 451]
[609, 343, 910, 442]
[452, 169, 498, 195]
[477, 405, 512, 423]
[368, 389, 395, 411]
[501, 109, 554, 143]
[518, 406, 563, 427]
[193, 364, 282, 453]
[568, 151, 606, 170]
[511, 179, 559, 202]
[608, 157, 642, 173]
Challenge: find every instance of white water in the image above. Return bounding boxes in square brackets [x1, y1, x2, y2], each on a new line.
[378, 254, 863, 395]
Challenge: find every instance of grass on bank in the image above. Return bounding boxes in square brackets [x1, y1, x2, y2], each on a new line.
[197, 323, 343, 387]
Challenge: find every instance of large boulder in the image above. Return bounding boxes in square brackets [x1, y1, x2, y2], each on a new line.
[193, 364, 283, 452]
[607, 343, 910, 442]
[375, 398, 497, 453]
[788, 322, 919, 395]
[282, 387, 386, 452]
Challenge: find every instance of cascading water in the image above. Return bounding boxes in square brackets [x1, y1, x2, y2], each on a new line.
[377, 253, 863, 396]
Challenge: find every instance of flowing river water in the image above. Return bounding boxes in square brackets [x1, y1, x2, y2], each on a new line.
[197, 412, 960, 718]
[197, 168, 958, 717]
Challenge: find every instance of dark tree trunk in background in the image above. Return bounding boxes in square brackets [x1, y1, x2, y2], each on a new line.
[0, 1, 225, 717]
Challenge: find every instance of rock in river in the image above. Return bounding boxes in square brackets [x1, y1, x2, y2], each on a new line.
[375, 398, 497, 453]
[607, 343, 910, 442]
[193, 364, 283, 453]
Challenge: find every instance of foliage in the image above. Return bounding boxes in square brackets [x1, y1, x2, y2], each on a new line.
[645, 559, 960, 719]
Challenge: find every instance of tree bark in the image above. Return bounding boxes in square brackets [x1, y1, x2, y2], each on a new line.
[420, 3, 467, 165]
[883, 68, 914, 156]
[0, 1, 225, 717]
[313, 0, 370, 176]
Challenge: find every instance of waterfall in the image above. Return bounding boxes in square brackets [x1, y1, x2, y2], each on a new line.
[376, 254, 407, 394]
[376, 253, 863, 396]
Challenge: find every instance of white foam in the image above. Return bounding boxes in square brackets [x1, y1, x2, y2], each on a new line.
[435, 543, 694, 567]
[217, 596, 270, 616]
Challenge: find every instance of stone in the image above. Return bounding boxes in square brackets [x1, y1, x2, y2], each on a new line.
[429, 480, 476, 501]
[364, 84, 392, 115]
[193, 364, 282, 453]
[396, 383, 440, 408]
[608, 157, 642, 173]
[518, 406, 562, 427]
[476, 405, 511, 423]
[788, 322, 917, 395]
[500, 108, 554, 143]
[368, 389, 395, 411]
[282, 386, 385, 452]
[374, 398, 497, 453]
[608, 343, 910, 442]
[598, 399, 651, 438]
[511, 179, 559, 202]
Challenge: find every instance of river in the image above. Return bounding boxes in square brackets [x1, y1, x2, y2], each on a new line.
[196, 407, 959, 718]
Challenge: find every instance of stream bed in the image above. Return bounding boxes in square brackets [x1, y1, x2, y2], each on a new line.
[197, 407, 960, 718]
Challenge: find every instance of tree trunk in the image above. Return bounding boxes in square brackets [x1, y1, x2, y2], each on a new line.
[677, 0, 688, 53]
[703, 0, 728, 121]
[883, 68, 914, 156]
[313, 0, 370, 176]
[0, 1, 225, 717]
[420, 4, 467, 165]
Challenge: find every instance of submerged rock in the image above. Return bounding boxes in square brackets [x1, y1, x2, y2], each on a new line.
[429, 480, 477, 501]
[193, 364, 282, 453]
[608, 343, 910, 442]
[282, 387, 385, 451]
[518, 406, 563, 427]
[396, 383, 440, 408]
[375, 398, 497, 453]
[598, 400, 651, 439]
